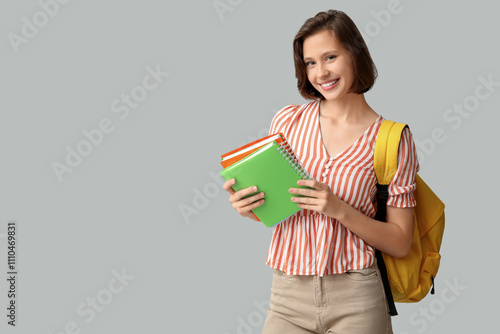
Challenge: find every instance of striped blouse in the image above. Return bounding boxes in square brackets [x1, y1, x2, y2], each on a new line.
[266, 100, 419, 276]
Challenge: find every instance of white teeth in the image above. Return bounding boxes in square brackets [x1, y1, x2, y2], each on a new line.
[321, 79, 339, 87]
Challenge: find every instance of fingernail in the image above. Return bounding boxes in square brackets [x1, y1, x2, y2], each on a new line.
[289, 188, 294, 193]
[253, 186, 258, 192]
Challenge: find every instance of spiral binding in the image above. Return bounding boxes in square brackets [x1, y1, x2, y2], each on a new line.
[276, 141, 312, 180]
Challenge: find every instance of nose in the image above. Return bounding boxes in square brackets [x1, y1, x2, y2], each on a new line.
[317, 63, 329, 79]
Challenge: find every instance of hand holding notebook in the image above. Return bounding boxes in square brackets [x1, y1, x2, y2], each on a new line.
[220, 134, 312, 227]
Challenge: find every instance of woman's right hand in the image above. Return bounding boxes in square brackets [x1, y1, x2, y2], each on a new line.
[222, 178, 265, 221]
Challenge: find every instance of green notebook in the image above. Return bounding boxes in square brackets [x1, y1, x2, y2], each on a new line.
[221, 141, 312, 227]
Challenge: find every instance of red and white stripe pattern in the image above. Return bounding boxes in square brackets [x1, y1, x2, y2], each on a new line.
[266, 100, 419, 276]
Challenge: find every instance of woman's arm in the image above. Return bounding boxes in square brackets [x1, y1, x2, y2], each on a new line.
[290, 179, 413, 258]
[336, 199, 413, 258]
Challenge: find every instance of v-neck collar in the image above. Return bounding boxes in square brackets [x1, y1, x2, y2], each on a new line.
[315, 100, 382, 160]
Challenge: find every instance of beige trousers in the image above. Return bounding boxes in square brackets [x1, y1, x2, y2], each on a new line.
[262, 262, 393, 334]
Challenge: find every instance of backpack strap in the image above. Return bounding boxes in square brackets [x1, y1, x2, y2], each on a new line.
[374, 120, 408, 185]
[373, 119, 407, 224]
[373, 119, 407, 317]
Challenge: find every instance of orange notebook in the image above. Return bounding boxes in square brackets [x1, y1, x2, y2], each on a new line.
[221, 133, 288, 168]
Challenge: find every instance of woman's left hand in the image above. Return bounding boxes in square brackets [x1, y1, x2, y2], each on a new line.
[289, 179, 345, 219]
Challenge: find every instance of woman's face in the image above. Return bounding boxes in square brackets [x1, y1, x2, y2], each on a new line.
[302, 29, 355, 102]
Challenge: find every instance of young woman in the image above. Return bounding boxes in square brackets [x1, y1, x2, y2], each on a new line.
[223, 10, 419, 334]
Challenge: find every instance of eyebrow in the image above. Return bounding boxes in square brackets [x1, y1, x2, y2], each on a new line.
[303, 50, 339, 61]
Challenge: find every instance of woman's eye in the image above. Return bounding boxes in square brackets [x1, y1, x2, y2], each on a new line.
[306, 61, 315, 66]
[326, 55, 336, 61]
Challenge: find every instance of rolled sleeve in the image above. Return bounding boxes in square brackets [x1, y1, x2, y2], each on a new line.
[387, 126, 420, 208]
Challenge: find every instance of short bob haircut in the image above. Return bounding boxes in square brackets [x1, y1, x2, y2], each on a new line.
[293, 10, 378, 100]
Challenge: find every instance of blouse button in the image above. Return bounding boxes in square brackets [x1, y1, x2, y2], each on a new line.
[322, 172, 328, 177]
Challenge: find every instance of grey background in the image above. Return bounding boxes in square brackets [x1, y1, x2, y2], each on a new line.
[1, 0, 498, 333]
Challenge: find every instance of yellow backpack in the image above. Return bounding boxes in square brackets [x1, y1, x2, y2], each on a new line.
[373, 120, 445, 316]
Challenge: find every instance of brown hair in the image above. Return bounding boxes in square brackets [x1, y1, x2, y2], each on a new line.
[293, 10, 377, 100]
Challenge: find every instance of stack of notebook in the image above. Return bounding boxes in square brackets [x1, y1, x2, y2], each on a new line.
[220, 133, 312, 227]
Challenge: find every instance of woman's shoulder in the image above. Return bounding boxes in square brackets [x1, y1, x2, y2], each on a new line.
[377, 117, 418, 162]
[378, 117, 415, 136]
[273, 100, 318, 120]
[269, 101, 318, 134]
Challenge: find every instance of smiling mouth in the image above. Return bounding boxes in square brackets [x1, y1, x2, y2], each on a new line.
[320, 79, 339, 87]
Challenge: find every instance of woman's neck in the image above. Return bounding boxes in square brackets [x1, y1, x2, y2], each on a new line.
[319, 93, 376, 124]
